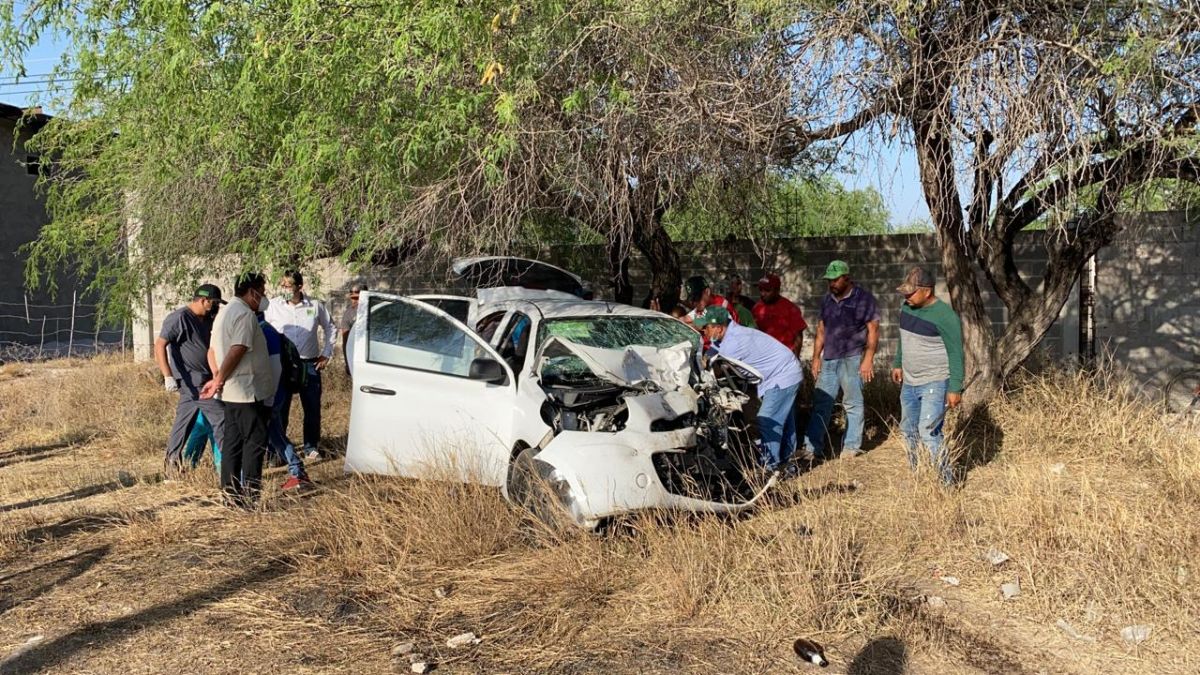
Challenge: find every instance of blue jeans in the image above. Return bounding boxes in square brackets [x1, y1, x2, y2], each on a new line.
[183, 410, 222, 469]
[804, 354, 865, 457]
[757, 383, 800, 471]
[278, 362, 322, 453]
[900, 379, 953, 484]
[269, 392, 307, 479]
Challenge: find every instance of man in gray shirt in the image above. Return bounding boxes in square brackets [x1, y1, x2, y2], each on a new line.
[154, 284, 226, 475]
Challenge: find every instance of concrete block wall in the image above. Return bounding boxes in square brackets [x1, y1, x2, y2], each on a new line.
[1095, 212, 1200, 390]
[133, 213, 1198, 395]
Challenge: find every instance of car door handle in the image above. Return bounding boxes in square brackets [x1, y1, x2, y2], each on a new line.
[359, 385, 396, 396]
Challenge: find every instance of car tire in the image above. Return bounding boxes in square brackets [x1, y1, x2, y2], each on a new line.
[506, 447, 575, 533]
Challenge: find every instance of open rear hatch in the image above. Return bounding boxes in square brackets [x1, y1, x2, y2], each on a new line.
[452, 256, 591, 298]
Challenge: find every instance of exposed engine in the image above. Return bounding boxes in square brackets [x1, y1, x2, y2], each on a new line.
[537, 347, 763, 503]
[540, 382, 630, 433]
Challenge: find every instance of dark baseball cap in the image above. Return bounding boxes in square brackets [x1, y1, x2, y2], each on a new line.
[896, 267, 935, 295]
[194, 284, 227, 304]
[684, 275, 709, 302]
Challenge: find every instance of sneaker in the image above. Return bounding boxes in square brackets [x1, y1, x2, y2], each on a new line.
[304, 448, 322, 461]
[281, 475, 315, 491]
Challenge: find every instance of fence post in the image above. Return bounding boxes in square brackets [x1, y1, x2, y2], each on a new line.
[24, 293, 29, 323]
[39, 315, 46, 359]
[67, 290, 77, 358]
[121, 318, 128, 357]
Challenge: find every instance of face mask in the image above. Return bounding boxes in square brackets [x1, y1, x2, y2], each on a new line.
[257, 294, 271, 313]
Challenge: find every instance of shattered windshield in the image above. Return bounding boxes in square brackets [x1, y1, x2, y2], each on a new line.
[538, 316, 700, 351]
[537, 316, 699, 386]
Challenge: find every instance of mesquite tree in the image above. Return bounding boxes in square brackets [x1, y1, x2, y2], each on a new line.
[783, 0, 1200, 405]
[2, 1, 802, 313]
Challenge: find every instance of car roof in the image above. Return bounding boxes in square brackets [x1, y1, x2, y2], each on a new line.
[479, 297, 671, 320]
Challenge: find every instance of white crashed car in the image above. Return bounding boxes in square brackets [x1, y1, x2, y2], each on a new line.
[344, 264, 774, 529]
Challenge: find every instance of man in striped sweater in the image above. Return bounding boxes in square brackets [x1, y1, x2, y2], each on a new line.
[890, 267, 964, 485]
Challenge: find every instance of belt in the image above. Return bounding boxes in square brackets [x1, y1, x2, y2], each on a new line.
[301, 357, 322, 362]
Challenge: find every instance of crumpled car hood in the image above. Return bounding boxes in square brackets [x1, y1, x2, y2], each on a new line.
[536, 337, 695, 391]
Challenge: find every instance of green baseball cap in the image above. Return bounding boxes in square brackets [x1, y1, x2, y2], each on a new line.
[194, 284, 227, 304]
[823, 260, 850, 280]
[692, 305, 731, 327]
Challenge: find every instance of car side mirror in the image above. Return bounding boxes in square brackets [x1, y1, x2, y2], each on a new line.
[469, 357, 508, 385]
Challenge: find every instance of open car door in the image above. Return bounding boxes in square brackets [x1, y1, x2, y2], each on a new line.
[345, 292, 516, 486]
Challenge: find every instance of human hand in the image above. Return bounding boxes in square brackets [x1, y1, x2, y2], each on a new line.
[891, 368, 903, 385]
[199, 378, 222, 400]
[859, 358, 874, 383]
[946, 392, 962, 408]
[649, 297, 661, 312]
[163, 376, 179, 393]
[810, 360, 822, 380]
[316, 356, 329, 371]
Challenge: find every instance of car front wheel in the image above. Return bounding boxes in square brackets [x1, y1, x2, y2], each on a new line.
[505, 447, 585, 533]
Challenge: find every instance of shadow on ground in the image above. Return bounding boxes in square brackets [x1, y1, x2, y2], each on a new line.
[0, 546, 111, 616]
[0, 442, 74, 469]
[15, 496, 208, 544]
[848, 636, 908, 675]
[951, 404, 1005, 477]
[0, 477, 138, 514]
[0, 562, 290, 674]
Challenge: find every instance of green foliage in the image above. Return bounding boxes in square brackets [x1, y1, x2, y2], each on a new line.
[3, 0, 796, 317]
[664, 176, 890, 241]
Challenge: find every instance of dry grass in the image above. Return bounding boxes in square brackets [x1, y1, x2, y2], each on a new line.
[1, 355, 1198, 673]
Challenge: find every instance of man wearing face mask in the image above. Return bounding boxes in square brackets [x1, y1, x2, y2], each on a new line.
[202, 273, 276, 508]
[155, 284, 226, 476]
[265, 270, 335, 461]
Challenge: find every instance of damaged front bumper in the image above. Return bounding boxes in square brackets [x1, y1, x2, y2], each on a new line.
[530, 428, 778, 528]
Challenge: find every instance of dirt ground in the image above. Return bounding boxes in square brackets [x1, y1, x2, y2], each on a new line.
[1, 357, 1197, 674]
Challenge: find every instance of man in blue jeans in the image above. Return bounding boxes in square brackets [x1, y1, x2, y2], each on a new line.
[891, 267, 964, 485]
[804, 260, 880, 460]
[694, 306, 803, 476]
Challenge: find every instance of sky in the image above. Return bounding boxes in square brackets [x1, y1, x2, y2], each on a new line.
[1, 26, 932, 229]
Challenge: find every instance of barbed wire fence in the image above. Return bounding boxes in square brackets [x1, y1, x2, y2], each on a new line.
[0, 291, 130, 363]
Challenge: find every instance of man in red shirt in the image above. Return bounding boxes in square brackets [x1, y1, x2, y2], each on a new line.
[753, 273, 808, 357]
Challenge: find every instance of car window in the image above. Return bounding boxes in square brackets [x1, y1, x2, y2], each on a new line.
[498, 312, 532, 375]
[366, 297, 490, 377]
[538, 316, 700, 352]
[417, 297, 471, 324]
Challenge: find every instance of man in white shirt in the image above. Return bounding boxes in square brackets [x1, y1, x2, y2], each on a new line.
[201, 272, 275, 507]
[265, 270, 336, 460]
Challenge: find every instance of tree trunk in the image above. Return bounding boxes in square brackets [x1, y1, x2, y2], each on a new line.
[632, 209, 681, 311]
[912, 116, 1001, 409]
[606, 232, 635, 305]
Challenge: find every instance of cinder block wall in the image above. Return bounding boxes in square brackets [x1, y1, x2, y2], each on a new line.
[133, 212, 1199, 393]
[1095, 212, 1200, 390]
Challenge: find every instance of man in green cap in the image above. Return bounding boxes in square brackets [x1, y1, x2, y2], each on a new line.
[804, 260, 880, 459]
[694, 305, 803, 475]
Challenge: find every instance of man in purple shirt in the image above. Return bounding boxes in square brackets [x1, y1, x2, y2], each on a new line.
[694, 305, 803, 475]
[804, 260, 880, 460]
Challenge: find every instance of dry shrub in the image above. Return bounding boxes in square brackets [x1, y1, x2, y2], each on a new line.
[931, 368, 1200, 643]
[0, 355, 170, 458]
[290, 465, 902, 672]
